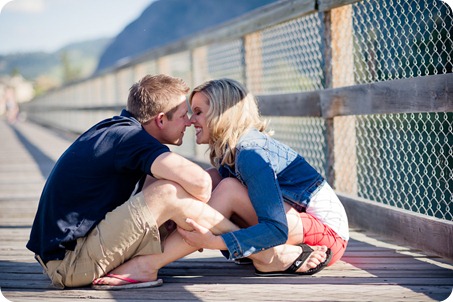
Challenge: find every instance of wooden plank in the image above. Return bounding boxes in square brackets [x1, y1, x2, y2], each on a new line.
[191, 46, 209, 88]
[339, 192, 453, 261]
[27, 74, 453, 120]
[329, 3, 357, 193]
[244, 32, 263, 93]
[320, 73, 453, 118]
[257, 91, 321, 117]
[3, 284, 452, 302]
[318, 0, 362, 12]
[256, 73, 453, 118]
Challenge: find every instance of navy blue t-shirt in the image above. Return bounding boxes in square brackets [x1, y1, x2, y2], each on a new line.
[27, 110, 170, 263]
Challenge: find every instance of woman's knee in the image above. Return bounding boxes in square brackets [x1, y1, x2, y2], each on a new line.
[210, 178, 247, 209]
[214, 178, 247, 197]
[211, 178, 257, 225]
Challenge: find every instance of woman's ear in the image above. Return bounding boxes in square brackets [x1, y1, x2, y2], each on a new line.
[155, 112, 166, 129]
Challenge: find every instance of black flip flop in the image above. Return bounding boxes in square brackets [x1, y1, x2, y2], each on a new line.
[255, 244, 332, 276]
[234, 257, 253, 265]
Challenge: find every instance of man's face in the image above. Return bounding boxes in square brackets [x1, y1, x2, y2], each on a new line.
[161, 95, 191, 145]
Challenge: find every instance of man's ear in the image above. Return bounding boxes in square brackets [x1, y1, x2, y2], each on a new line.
[155, 112, 166, 129]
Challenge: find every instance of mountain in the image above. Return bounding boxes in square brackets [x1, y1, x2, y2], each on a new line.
[96, 0, 278, 73]
[0, 0, 277, 85]
[0, 38, 112, 84]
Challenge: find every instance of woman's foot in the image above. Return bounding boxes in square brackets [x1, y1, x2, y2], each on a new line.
[252, 244, 329, 274]
[294, 245, 329, 273]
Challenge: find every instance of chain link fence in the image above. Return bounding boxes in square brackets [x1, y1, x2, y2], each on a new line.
[330, 0, 452, 221]
[25, 0, 452, 221]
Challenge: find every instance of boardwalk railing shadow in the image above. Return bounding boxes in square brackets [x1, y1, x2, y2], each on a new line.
[339, 236, 453, 301]
[10, 126, 55, 179]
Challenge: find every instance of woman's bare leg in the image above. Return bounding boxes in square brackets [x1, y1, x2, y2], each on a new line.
[207, 178, 328, 273]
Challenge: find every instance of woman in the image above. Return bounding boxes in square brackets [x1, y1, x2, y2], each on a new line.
[179, 78, 349, 275]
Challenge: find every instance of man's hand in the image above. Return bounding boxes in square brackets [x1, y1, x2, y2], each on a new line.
[177, 218, 227, 250]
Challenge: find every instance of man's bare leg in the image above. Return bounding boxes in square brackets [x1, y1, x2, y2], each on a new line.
[93, 180, 239, 286]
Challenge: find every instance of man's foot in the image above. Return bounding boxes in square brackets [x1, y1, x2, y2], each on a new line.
[92, 255, 159, 287]
[92, 273, 163, 290]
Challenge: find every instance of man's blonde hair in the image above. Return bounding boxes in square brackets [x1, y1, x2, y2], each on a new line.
[190, 78, 267, 168]
[127, 74, 189, 123]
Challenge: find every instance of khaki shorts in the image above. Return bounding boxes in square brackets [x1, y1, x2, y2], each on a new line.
[40, 192, 162, 288]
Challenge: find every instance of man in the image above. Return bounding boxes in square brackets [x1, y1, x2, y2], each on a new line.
[27, 74, 238, 289]
[28, 74, 328, 290]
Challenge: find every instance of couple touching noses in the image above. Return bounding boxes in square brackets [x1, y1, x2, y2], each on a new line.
[28, 74, 348, 290]
[94, 77, 349, 289]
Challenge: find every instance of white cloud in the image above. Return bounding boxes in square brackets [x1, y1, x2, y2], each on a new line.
[0, 0, 14, 13]
[1, 0, 45, 13]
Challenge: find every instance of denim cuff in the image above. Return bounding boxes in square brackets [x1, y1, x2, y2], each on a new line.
[221, 232, 242, 260]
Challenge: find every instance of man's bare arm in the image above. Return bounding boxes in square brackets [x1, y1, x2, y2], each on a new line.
[151, 152, 212, 202]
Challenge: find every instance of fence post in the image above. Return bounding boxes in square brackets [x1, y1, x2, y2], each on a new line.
[191, 46, 210, 163]
[157, 56, 171, 76]
[192, 46, 209, 87]
[244, 32, 263, 94]
[322, 9, 335, 186]
[328, 4, 358, 194]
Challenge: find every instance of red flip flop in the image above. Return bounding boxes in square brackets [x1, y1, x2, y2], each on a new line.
[92, 273, 163, 290]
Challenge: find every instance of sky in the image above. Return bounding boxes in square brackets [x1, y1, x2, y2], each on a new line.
[0, 0, 155, 55]
[0, 0, 452, 56]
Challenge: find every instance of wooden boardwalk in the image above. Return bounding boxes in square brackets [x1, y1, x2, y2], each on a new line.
[0, 118, 452, 302]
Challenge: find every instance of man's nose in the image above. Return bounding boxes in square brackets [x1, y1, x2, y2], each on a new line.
[185, 115, 192, 126]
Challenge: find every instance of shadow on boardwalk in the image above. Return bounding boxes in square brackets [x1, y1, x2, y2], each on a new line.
[0, 119, 452, 302]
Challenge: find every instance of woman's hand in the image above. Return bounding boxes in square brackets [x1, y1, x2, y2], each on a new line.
[177, 218, 226, 250]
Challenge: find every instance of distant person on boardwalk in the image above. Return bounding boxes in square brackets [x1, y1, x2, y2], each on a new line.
[4, 87, 19, 124]
[27, 74, 243, 290]
[176, 78, 349, 274]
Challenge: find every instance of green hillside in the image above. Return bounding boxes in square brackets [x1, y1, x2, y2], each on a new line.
[0, 38, 112, 86]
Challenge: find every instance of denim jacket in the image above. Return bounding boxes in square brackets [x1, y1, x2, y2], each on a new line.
[219, 128, 324, 260]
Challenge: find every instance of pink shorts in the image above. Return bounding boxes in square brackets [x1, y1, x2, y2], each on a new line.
[300, 212, 348, 266]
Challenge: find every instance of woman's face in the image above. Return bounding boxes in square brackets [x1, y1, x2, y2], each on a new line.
[190, 92, 210, 144]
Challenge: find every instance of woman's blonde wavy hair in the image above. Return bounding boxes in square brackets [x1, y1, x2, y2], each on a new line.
[190, 78, 268, 168]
